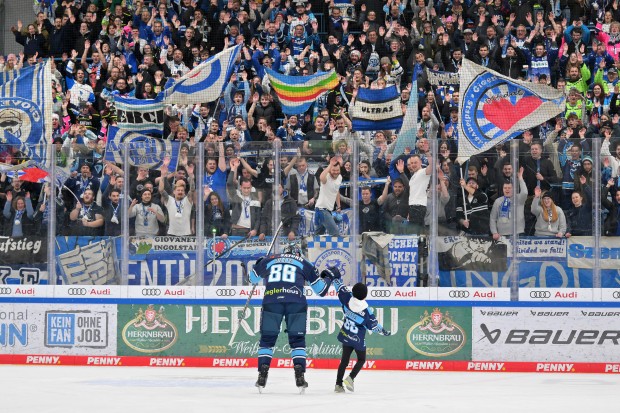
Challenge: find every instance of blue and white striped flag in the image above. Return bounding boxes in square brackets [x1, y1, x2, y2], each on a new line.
[105, 126, 180, 171]
[350, 86, 403, 132]
[0, 61, 52, 165]
[163, 45, 241, 105]
[113, 93, 164, 131]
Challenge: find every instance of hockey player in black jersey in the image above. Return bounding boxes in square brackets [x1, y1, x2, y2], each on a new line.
[321, 267, 391, 393]
[249, 244, 331, 393]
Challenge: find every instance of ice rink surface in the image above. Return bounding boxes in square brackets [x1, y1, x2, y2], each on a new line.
[1, 365, 618, 413]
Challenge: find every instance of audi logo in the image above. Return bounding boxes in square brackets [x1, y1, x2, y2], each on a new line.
[370, 290, 392, 298]
[216, 289, 236, 297]
[530, 291, 551, 299]
[613, 291, 620, 299]
[0, 287, 11, 295]
[142, 289, 162, 296]
[449, 290, 470, 298]
[67, 288, 87, 296]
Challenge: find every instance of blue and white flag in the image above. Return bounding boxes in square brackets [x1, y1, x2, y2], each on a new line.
[0, 61, 52, 165]
[458, 59, 565, 163]
[392, 81, 418, 156]
[350, 86, 403, 132]
[113, 93, 164, 131]
[105, 126, 180, 171]
[163, 45, 241, 105]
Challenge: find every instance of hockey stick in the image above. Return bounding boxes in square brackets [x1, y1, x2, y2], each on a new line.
[228, 220, 286, 347]
[176, 233, 252, 286]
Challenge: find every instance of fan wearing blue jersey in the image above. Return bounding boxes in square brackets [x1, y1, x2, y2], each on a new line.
[249, 244, 331, 392]
[321, 267, 391, 393]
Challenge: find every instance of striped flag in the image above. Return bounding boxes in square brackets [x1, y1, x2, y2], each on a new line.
[113, 93, 164, 131]
[163, 45, 241, 105]
[266, 68, 339, 115]
[350, 86, 403, 131]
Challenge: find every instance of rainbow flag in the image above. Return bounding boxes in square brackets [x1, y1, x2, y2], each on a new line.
[266, 68, 339, 115]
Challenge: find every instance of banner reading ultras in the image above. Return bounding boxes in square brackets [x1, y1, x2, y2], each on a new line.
[116, 304, 472, 361]
[472, 307, 620, 362]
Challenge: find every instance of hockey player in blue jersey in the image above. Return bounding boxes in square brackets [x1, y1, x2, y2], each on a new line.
[321, 267, 391, 393]
[249, 244, 331, 393]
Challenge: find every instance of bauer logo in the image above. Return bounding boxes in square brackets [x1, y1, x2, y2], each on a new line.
[45, 311, 108, 348]
[121, 305, 178, 353]
[407, 308, 467, 357]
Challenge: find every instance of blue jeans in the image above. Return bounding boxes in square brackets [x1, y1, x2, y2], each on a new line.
[315, 208, 340, 236]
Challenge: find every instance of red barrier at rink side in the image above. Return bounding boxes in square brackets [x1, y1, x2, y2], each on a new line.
[1, 355, 620, 374]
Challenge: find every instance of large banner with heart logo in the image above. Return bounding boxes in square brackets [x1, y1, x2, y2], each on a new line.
[457, 59, 565, 163]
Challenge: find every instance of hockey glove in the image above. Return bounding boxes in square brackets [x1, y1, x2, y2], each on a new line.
[320, 266, 342, 280]
[382, 329, 391, 336]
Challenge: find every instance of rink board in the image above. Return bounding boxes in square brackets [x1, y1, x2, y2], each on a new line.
[0, 290, 619, 373]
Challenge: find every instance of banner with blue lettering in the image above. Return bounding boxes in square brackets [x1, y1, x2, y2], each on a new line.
[350, 86, 403, 131]
[457, 59, 565, 163]
[113, 93, 164, 131]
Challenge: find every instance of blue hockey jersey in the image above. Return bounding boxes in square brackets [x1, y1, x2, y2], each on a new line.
[333, 280, 385, 351]
[250, 254, 329, 304]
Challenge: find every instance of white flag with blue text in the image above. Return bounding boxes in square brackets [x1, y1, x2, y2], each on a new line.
[458, 59, 565, 163]
[163, 45, 241, 105]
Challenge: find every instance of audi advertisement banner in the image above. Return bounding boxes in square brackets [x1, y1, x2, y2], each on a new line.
[0, 304, 116, 355]
[116, 304, 472, 361]
[472, 307, 620, 362]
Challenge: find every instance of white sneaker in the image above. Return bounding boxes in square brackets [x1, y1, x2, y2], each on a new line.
[334, 385, 345, 393]
[343, 376, 354, 392]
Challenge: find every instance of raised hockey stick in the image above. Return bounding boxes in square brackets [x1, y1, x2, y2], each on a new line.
[228, 220, 286, 347]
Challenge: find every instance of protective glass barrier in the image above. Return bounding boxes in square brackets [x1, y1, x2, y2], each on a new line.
[0, 143, 51, 286]
[33, 127, 616, 301]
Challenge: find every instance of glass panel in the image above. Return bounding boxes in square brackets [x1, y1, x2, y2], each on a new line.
[0, 143, 51, 286]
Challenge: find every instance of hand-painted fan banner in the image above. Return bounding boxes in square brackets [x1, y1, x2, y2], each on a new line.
[350, 86, 403, 131]
[428, 70, 460, 86]
[105, 126, 179, 171]
[266, 68, 339, 115]
[163, 45, 241, 105]
[0, 61, 52, 165]
[114, 93, 164, 131]
[457, 59, 565, 163]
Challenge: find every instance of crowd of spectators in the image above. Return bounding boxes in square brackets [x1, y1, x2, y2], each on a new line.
[2, 0, 620, 241]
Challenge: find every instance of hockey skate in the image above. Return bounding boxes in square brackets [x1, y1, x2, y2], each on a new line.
[334, 384, 345, 393]
[255, 365, 269, 393]
[294, 365, 308, 394]
[343, 375, 354, 392]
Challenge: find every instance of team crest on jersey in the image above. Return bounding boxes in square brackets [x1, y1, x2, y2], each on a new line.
[0, 97, 43, 148]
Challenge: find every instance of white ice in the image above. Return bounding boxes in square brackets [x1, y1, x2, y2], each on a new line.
[1, 365, 618, 413]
